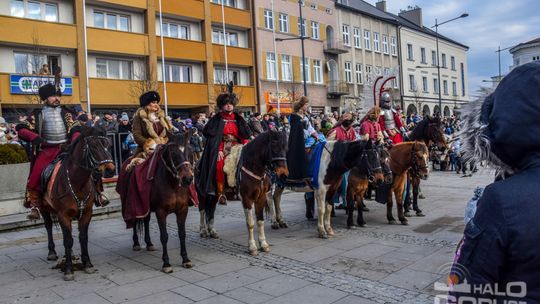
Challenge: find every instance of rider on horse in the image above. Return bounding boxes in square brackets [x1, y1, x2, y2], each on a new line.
[196, 82, 251, 205]
[16, 83, 108, 220]
[378, 91, 407, 144]
[360, 106, 384, 144]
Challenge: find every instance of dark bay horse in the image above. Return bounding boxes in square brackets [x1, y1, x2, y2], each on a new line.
[405, 116, 446, 216]
[237, 130, 288, 255]
[41, 126, 115, 281]
[130, 132, 195, 273]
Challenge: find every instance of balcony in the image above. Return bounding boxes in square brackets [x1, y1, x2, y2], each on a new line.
[327, 81, 349, 97]
[211, 4, 251, 29]
[157, 0, 204, 20]
[324, 39, 349, 55]
[89, 78, 139, 106]
[0, 15, 77, 49]
[87, 28, 148, 56]
[212, 85, 256, 107]
[212, 45, 253, 66]
[158, 38, 206, 62]
[160, 83, 209, 107]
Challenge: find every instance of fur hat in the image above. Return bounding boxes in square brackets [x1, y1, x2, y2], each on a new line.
[293, 96, 309, 113]
[139, 91, 160, 107]
[216, 81, 238, 109]
[39, 83, 58, 101]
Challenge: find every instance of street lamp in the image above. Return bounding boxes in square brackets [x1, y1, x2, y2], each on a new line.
[275, 0, 309, 97]
[432, 13, 468, 116]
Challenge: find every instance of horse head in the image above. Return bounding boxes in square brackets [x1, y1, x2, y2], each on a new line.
[268, 129, 289, 179]
[77, 126, 115, 177]
[348, 140, 385, 186]
[410, 142, 430, 180]
[163, 130, 193, 186]
[427, 116, 447, 151]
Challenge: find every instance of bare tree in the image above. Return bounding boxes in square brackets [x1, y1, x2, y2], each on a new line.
[129, 59, 160, 102]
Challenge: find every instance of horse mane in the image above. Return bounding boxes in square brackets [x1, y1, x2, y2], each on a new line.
[241, 131, 272, 167]
[324, 140, 367, 185]
[409, 118, 430, 141]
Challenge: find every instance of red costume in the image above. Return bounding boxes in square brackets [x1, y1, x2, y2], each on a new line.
[216, 112, 249, 185]
[327, 125, 357, 141]
[360, 120, 382, 143]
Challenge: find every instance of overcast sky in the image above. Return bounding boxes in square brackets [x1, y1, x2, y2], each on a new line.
[364, 0, 540, 96]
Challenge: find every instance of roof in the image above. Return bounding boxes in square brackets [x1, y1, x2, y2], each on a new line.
[510, 37, 540, 53]
[335, 0, 399, 25]
[387, 12, 469, 50]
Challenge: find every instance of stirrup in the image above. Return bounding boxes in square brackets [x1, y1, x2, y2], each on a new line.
[95, 193, 110, 207]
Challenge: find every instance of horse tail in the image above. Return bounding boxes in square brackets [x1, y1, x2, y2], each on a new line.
[135, 218, 144, 242]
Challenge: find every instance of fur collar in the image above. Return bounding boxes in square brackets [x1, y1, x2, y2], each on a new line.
[135, 107, 171, 142]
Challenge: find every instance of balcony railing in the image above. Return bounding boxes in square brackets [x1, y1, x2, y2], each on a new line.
[327, 80, 349, 97]
[324, 39, 349, 54]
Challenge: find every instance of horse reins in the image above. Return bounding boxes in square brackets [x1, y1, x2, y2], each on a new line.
[410, 142, 429, 178]
[161, 146, 191, 185]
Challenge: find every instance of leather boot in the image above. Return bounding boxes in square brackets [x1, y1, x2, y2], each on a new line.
[27, 207, 40, 220]
[217, 181, 227, 205]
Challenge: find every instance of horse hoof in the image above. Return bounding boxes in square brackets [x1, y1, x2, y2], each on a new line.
[249, 249, 259, 256]
[182, 262, 193, 269]
[63, 273, 75, 281]
[271, 223, 280, 230]
[200, 231, 208, 238]
[347, 225, 356, 230]
[260, 246, 270, 253]
[133, 245, 141, 251]
[278, 222, 288, 228]
[210, 231, 219, 239]
[318, 232, 328, 239]
[359, 223, 367, 228]
[400, 220, 409, 226]
[162, 266, 173, 274]
[84, 267, 96, 274]
[416, 212, 426, 217]
[146, 245, 157, 251]
[47, 253, 58, 261]
[404, 212, 412, 217]
[388, 220, 397, 225]
[326, 228, 335, 236]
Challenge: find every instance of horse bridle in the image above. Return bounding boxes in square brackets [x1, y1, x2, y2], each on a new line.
[410, 142, 429, 178]
[161, 143, 191, 184]
[80, 136, 114, 170]
[360, 148, 382, 183]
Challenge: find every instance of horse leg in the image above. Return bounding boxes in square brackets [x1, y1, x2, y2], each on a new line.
[412, 178, 424, 216]
[357, 197, 367, 227]
[396, 180, 408, 225]
[78, 210, 95, 274]
[176, 208, 192, 268]
[132, 220, 141, 251]
[156, 210, 172, 273]
[324, 203, 334, 236]
[144, 214, 156, 251]
[243, 206, 258, 256]
[255, 198, 270, 252]
[346, 186, 355, 229]
[266, 187, 279, 230]
[58, 216, 75, 281]
[42, 211, 58, 261]
[315, 190, 327, 239]
[403, 175, 412, 217]
[206, 197, 219, 239]
[273, 186, 287, 228]
[387, 188, 397, 224]
[199, 209, 208, 238]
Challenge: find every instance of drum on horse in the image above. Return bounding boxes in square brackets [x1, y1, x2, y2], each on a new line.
[119, 131, 195, 273]
[237, 130, 288, 255]
[404, 116, 446, 216]
[40, 126, 115, 281]
[346, 143, 392, 228]
[267, 139, 385, 239]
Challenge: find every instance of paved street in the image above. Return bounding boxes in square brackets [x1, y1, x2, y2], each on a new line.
[0, 169, 492, 304]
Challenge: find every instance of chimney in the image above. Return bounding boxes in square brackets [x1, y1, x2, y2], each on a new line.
[375, 1, 387, 12]
[399, 6, 423, 27]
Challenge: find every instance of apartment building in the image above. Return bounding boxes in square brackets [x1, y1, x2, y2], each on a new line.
[254, 0, 339, 114]
[0, 0, 257, 118]
[334, 0, 400, 113]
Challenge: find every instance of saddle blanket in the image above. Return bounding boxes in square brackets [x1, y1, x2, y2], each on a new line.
[276, 142, 325, 190]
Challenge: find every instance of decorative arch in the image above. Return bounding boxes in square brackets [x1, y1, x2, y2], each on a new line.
[327, 59, 339, 82]
[444, 106, 451, 117]
[326, 26, 335, 46]
[422, 105, 431, 117]
[406, 104, 418, 116]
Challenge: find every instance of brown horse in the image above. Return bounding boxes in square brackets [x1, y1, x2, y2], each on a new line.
[385, 141, 429, 225]
[130, 131, 195, 273]
[41, 126, 115, 281]
[346, 143, 392, 227]
[238, 130, 288, 255]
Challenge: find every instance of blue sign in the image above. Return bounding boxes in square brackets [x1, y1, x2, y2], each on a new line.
[10, 75, 73, 96]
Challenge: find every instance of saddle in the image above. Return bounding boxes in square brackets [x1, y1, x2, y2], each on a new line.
[41, 153, 67, 193]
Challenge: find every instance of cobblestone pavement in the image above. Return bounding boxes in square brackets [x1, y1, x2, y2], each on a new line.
[0, 169, 493, 304]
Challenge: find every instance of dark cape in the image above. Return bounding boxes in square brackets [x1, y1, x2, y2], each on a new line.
[195, 111, 251, 196]
[286, 113, 309, 180]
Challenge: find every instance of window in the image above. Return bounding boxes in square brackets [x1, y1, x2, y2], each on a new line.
[344, 62, 352, 84]
[211, 0, 238, 8]
[264, 10, 274, 30]
[365, 65, 372, 83]
[214, 68, 241, 85]
[461, 63, 465, 96]
[390, 36, 397, 56]
[342, 25, 350, 46]
[432, 50, 437, 65]
[452, 81, 457, 96]
[281, 55, 292, 81]
[534, 56, 540, 61]
[325, 8, 333, 14]
[96, 58, 132, 79]
[212, 29, 238, 46]
[441, 53, 447, 68]
[279, 13, 289, 33]
[298, 18, 307, 37]
[422, 76, 428, 92]
[420, 47, 426, 64]
[375, 66, 382, 76]
[300, 57, 310, 83]
[162, 22, 189, 39]
[14, 52, 60, 75]
[364, 30, 371, 50]
[353, 27, 361, 48]
[310, 3, 317, 10]
[451, 56, 456, 70]
[433, 78, 439, 94]
[355, 63, 363, 84]
[313, 60, 322, 84]
[409, 75, 416, 91]
[11, 0, 58, 22]
[443, 80, 448, 95]
[407, 44, 413, 60]
[373, 32, 380, 52]
[94, 11, 130, 31]
[266, 52, 277, 80]
[311, 21, 319, 39]
[382, 35, 389, 54]
[164, 64, 192, 82]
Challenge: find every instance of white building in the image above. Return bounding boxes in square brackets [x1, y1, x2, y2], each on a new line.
[509, 37, 540, 70]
